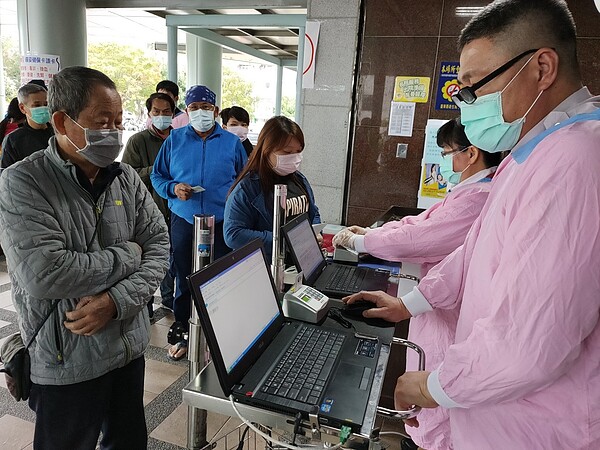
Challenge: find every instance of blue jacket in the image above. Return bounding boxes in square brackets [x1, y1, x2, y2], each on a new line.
[224, 172, 321, 260]
[151, 123, 247, 223]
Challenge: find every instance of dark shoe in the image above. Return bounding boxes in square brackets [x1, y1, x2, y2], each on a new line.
[167, 340, 188, 361]
[167, 321, 186, 345]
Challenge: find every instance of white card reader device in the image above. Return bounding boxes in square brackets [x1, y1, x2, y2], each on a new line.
[282, 272, 330, 323]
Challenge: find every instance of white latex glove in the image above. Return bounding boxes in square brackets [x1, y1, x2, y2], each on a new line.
[347, 225, 368, 235]
[332, 228, 357, 250]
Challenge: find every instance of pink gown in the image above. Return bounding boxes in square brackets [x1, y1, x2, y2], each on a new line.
[357, 169, 494, 450]
[403, 89, 600, 449]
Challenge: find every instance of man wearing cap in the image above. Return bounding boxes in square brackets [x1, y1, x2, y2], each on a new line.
[151, 85, 247, 360]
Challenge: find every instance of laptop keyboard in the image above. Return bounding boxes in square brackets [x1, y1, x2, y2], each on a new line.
[259, 327, 345, 405]
[324, 265, 366, 293]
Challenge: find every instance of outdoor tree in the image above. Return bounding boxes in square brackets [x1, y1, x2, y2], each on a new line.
[221, 66, 256, 119]
[281, 95, 295, 118]
[88, 43, 165, 117]
[2, 37, 21, 103]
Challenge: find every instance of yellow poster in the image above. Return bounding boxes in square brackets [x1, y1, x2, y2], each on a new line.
[393, 76, 431, 103]
[420, 163, 448, 198]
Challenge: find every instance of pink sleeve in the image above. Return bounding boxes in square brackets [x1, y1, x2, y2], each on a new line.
[364, 187, 490, 264]
[437, 131, 600, 407]
[172, 113, 189, 129]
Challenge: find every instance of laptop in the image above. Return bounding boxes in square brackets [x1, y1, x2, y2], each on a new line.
[187, 239, 382, 432]
[281, 214, 390, 298]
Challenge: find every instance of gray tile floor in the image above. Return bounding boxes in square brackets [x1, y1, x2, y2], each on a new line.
[0, 257, 406, 450]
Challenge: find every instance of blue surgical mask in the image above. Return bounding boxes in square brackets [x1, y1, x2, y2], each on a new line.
[459, 53, 543, 153]
[30, 106, 51, 125]
[151, 115, 172, 131]
[188, 109, 215, 132]
[439, 148, 470, 185]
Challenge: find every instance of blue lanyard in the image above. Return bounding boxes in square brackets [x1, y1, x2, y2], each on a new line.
[512, 108, 600, 164]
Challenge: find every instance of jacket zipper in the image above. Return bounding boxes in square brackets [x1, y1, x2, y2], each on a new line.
[53, 311, 64, 364]
[201, 139, 206, 213]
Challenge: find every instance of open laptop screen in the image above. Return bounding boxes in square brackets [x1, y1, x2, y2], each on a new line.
[198, 247, 280, 373]
[284, 215, 324, 280]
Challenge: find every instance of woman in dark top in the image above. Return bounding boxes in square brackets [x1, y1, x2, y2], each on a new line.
[224, 116, 320, 262]
[221, 106, 254, 157]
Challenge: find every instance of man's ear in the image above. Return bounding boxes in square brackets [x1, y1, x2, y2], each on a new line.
[213, 106, 220, 118]
[52, 111, 68, 135]
[18, 103, 27, 115]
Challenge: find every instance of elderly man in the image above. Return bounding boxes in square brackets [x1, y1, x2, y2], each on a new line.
[151, 85, 247, 361]
[346, 0, 600, 448]
[0, 66, 169, 449]
[1, 82, 54, 168]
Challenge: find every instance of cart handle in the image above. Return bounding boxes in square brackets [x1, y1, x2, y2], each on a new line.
[376, 337, 425, 420]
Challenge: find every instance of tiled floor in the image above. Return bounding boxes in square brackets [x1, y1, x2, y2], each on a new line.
[0, 259, 406, 450]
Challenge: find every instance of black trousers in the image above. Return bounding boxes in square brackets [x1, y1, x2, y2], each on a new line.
[28, 357, 147, 450]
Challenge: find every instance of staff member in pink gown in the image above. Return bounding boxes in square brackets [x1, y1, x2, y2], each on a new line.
[333, 118, 500, 450]
[346, 1, 600, 448]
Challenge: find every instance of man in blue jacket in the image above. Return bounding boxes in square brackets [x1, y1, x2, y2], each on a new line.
[151, 85, 247, 360]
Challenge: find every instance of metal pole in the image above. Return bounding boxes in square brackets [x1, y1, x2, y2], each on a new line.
[271, 185, 287, 296]
[187, 214, 214, 449]
[275, 63, 283, 116]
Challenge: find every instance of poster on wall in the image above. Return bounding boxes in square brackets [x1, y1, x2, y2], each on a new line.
[302, 21, 320, 89]
[435, 61, 460, 111]
[20, 54, 60, 86]
[418, 119, 450, 209]
[388, 101, 415, 137]
[393, 76, 430, 103]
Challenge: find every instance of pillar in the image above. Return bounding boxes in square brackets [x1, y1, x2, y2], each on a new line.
[17, 0, 87, 69]
[186, 34, 222, 105]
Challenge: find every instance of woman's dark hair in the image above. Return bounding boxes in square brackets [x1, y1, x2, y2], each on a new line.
[0, 97, 26, 140]
[437, 117, 502, 167]
[228, 115, 304, 198]
[145, 92, 175, 115]
[220, 106, 250, 125]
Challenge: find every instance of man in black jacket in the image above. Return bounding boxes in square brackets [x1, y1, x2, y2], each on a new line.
[1, 82, 54, 168]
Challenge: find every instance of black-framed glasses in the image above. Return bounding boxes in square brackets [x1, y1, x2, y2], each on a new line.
[440, 146, 470, 159]
[452, 48, 538, 106]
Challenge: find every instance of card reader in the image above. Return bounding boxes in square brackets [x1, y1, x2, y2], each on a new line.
[282, 272, 330, 323]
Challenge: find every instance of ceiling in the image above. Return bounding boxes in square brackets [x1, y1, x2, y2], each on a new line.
[87, 1, 307, 65]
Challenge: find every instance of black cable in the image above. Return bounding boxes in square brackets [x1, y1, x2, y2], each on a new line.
[236, 425, 250, 450]
[291, 412, 303, 445]
[327, 307, 356, 332]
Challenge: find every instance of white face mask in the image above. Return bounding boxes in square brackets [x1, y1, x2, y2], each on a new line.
[188, 109, 215, 132]
[65, 115, 123, 168]
[226, 125, 248, 142]
[273, 152, 303, 176]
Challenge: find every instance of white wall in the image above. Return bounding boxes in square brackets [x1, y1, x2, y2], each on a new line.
[300, 0, 361, 224]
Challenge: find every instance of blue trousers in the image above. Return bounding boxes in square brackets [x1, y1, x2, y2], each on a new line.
[29, 357, 146, 450]
[170, 214, 230, 329]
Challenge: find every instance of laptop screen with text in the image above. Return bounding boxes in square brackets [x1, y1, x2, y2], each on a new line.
[285, 217, 323, 280]
[198, 248, 280, 373]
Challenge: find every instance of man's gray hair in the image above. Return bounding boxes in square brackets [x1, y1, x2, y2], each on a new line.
[17, 83, 47, 104]
[48, 66, 117, 119]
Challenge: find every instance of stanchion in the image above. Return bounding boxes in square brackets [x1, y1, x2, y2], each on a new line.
[271, 184, 287, 296]
[187, 214, 215, 449]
